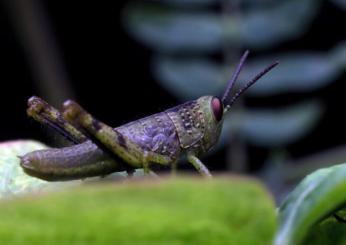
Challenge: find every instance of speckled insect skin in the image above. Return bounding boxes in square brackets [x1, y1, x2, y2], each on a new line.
[20, 51, 278, 181]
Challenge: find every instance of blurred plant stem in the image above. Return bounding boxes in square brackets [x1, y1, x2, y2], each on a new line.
[3, 0, 74, 106]
[222, 0, 247, 172]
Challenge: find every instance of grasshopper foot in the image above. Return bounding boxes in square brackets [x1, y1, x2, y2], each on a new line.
[26, 96, 87, 144]
[27, 96, 48, 118]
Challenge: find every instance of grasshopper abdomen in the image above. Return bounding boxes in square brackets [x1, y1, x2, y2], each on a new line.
[20, 141, 121, 181]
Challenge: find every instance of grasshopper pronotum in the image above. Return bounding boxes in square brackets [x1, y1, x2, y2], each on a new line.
[19, 51, 278, 181]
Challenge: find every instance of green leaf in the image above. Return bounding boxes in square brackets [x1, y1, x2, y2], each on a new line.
[276, 163, 346, 245]
[239, 52, 342, 96]
[220, 101, 323, 147]
[124, 0, 319, 53]
[330, 41, 346, 69]
[153, 55, 224, 100]
[0, 177, 276, 244]
[154, 49, 343, 99]
[124, 4, 226, 53]
[239, 0, 319, 48]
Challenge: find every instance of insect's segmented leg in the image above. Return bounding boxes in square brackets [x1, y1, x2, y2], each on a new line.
[142, 152, 150, 174]
[62, 100, 172, 170]
[27, 96, 87, 144]
[187, 153, 212, 178]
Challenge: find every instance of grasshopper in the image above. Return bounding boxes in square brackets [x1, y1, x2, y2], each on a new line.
[19, 51, 278, 181]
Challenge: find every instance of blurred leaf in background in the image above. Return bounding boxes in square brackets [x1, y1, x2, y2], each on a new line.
[124, 0, 319, 52]
[153, 46, 346, 99]
[220, 100, 323, 147]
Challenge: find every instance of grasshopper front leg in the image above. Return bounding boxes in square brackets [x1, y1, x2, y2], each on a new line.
[62, 100, 172, 173]
[187, 153, 212, 178]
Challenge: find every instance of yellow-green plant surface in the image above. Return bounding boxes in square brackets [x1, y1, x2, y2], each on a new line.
[0, 177, 276, 245]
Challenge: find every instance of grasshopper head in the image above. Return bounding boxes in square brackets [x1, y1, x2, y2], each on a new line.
[194, 95, 224, 153]
[196, 51, 278, 154]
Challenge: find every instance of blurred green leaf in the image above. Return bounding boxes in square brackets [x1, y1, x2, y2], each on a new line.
[330, 40, 346, 68]
[154, 47, 344, 99]
[0, 177, 276, 244]
[153, 55, 224, 100]
[124, 0, 319, 53]
[124, 4, 226, 53]
[276, 163, 346, 245]
[220, 101, 323, 147]
[239, 52, 342, 96]
[239, 0, 319, 48]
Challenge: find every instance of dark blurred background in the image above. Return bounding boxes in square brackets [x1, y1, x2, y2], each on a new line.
[0, 0, 345, 199]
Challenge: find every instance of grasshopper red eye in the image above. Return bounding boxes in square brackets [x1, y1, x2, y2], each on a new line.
[211, 97, 223, 122]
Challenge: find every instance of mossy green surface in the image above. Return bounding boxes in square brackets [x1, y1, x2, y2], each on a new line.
[0, 177, 276, 245]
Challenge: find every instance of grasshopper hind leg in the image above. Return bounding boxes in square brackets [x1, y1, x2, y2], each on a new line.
[62, 100, 172, 174]
[22, 96, 124, 180]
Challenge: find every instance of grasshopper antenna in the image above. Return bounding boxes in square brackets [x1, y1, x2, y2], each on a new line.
[224, 60, 279, 112]
[222, 50, 249, 105]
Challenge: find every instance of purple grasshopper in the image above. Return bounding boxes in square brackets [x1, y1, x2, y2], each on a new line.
[20, 51, 278, 180]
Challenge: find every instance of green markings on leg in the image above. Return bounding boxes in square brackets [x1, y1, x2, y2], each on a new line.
[27, 96, 87, 144]
[187, 153, 212, 178]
